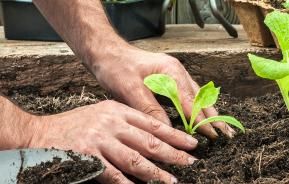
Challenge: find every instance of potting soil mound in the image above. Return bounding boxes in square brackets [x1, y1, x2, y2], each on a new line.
[11, 91, 289, 184]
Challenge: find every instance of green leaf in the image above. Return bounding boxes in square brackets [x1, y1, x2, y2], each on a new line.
[189, 81, 220, 131]
[193, 81, 220, 109]
[144, 74, 189, 131]
[283, 0, 289, 8]
[265, 11, 289, 57]
[277, 76, 289, 110]
[248, 54, 289, 80]
[191, 116, 245, 134]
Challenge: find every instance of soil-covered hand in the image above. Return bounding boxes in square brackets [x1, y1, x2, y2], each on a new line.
[94, 48, 236, 139]
[30, 100, 198, 183]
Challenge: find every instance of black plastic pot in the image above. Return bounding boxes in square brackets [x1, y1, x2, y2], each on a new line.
[0, 0, 166, 41]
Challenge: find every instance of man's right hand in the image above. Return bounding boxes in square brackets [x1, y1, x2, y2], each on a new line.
[30, 100, 198, 184]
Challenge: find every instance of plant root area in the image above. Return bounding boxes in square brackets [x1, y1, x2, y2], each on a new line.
[12, 91, 289, 184]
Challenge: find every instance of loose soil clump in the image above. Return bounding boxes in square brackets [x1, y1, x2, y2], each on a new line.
[17, 150, 103, 184]
[11, 91, 289, 183]
[264, 0, 286, 9]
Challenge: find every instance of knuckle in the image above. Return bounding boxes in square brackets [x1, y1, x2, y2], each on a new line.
[141, 104, 164, 117]
[129, 151, 143, 169]
[110, 171, 125, 184]
[183, 91, 195, 102]
[98, 114, 116, 126]
[147, 134, 162, 155]
[123, 79, 142, 91]
[168, 57, 181, 66]
[169, 58, 185, 71]
[149, 117, 161, 132]
[102, 100, 118, 107]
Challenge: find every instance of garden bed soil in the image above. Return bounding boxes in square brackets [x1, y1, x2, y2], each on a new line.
[17, 150, 103, 184]
[262, 0, 286, 9]
[11, 90, 289, 184]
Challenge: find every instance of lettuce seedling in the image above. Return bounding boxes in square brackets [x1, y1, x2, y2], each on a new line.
[144, 74, 245, 135]
[283, 0, 289, 8]
[248, 11, 289, 111]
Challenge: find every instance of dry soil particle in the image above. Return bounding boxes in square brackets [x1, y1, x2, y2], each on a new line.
[17, 151, 103, 184]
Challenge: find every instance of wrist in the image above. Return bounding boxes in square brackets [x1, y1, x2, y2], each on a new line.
[25, 115, 50, 149]
[0, 97, 43, 150]
[84, 37, 140, 75]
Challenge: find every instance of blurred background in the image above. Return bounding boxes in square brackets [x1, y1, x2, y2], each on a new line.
[166, 0, 239, 24]
[0, 0, 239, 26]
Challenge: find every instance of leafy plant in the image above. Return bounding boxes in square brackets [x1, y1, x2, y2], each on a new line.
[283, 0, 289, 8]
[144, 74, 245, 135]
[248, 11, 289, 111]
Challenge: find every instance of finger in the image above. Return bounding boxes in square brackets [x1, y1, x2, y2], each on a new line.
[203, 106, 236, 138]
[116, 121, 197, 165]
[97, 155, 134, 184]
[123, 108, 198, 150]
[101, 139, 178, 183]
[117, 78, 171, 126]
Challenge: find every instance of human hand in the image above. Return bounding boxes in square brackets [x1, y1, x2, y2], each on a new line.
[94, 48, 235, 139]
[30, 100, 198, 183]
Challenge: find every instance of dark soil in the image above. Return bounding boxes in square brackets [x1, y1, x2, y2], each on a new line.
[262, 0, 286, 9]
[162, 93, 289, 184]
[17, 150, 104, 184]
[11, 90, 289, 184]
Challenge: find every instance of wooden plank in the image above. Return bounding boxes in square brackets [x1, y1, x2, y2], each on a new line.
[0, 25, 281, 97]
[0, 25, 254, 55]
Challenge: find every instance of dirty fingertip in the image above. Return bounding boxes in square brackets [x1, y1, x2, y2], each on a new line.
[210, 127, 219, 139]
[171, 176, 178, 184]
[188, 156, 197, 165]
[186, 135, 198, 148]
[225, 124, 236, 138]
[214, 122, 236, 138]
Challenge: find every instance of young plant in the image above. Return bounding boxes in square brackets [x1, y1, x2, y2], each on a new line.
[283, 0, 289, 8]
[248, 11, 289, 111]
[144, 74, 245, 135]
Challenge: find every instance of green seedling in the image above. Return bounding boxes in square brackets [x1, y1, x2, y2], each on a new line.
[248, 11, 289, 111]
[144, 74, 245, 135]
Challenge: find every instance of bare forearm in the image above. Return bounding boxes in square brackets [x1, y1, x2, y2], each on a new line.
[0, 95, 37, 150]
[33, 0, 133, 75]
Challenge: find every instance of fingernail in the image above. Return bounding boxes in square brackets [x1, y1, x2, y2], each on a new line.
[186, 135, 198, 147]
[163, 116, 172, 127]
[171, 176, 178, 184]
[188, 157, 197, 165]
[226, 125, 236, 138]
[211, 127, 219, 138]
